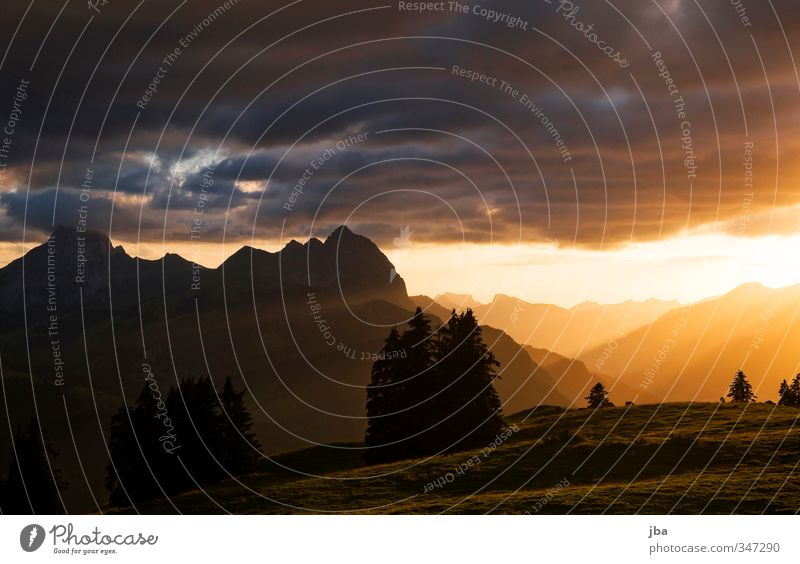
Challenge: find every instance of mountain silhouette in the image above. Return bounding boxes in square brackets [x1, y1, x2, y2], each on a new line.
[0, 225, 563, 512]
[435, 293, 680, 358]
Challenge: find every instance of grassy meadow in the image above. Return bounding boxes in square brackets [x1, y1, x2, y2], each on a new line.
[114, 402, 800, 515]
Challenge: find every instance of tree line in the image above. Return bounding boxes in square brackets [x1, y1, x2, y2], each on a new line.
[584, 369, 800, 407]
[0, 375, 260, 513]
[105, 375, 260, 507]
[723, 369, 800, 404]
[364, 307, 505, 464]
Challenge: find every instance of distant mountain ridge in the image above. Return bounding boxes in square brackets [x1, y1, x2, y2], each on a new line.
[422, 292, 680, 358]
[0, 225, 412, 322]
[577, 282, 800, 402]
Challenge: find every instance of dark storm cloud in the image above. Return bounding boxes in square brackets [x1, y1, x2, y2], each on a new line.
[1, 0, 800, 251]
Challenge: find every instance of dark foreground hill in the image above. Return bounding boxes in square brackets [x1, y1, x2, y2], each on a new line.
[113, 402, 800, 514]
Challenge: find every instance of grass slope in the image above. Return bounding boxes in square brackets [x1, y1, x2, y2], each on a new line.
[113, 402, 800, 515]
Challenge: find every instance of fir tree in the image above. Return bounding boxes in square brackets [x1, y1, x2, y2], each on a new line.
[431, 309, 504, 452]
[166, 375, 225, 489]
[106, 374, 263, 507]
[364, 327, 406, 463]
[727, 370, 756, 403]
[585, 382, 614, 409]
[778, 379, 792, 406]
[364, 307, 505, 463]
[392, 307, 438, 460]
[105, 382, 177, 506]
[777, 374, 800, 407]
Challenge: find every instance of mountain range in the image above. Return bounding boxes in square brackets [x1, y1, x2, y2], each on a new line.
[1, 225, 798, 512]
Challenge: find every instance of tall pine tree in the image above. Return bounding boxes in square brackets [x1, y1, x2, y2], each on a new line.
[364, 307, 505, 464]
[585, 382, 614, 408]
[777, 374, 800, 406]
[364, 327, 406, 463]
[727, 370, 756, 403]
[105, 382, 178, 506]
[431, 309, 504, 452]
[106, 374, 263, 507]
[392, 307, 438, 461]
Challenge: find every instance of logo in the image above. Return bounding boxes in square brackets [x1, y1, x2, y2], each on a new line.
[20, 524, 45, 552]
[392, 225, 413, 249]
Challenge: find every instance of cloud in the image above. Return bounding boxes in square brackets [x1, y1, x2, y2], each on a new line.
[1, 0, 799, 250]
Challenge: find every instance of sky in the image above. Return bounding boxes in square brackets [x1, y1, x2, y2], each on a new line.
[2, 0, 800, 306]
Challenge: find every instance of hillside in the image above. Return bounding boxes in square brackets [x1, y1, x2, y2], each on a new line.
[578, 283, 800, 402]
[114, 402, 800, 514]
[525, 347, 660, 407]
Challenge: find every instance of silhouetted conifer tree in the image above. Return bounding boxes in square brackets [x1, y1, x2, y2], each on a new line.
[727, 370, 756, 403]
[364, 307, 505, 464]
[166, 375, 225, 490]
[777, 374, 800, 406]
[431, 309, 504, 452]
[392, 307, 438, 460]
[364, 327, 405, 463]
[791, 374, 800, 406]
[585, 382, 614, 409]
[778, 379, 791, 406]
[106, 374, 262, 507]
[1, 418, 66, 514]
[106, 383, 177, 506]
